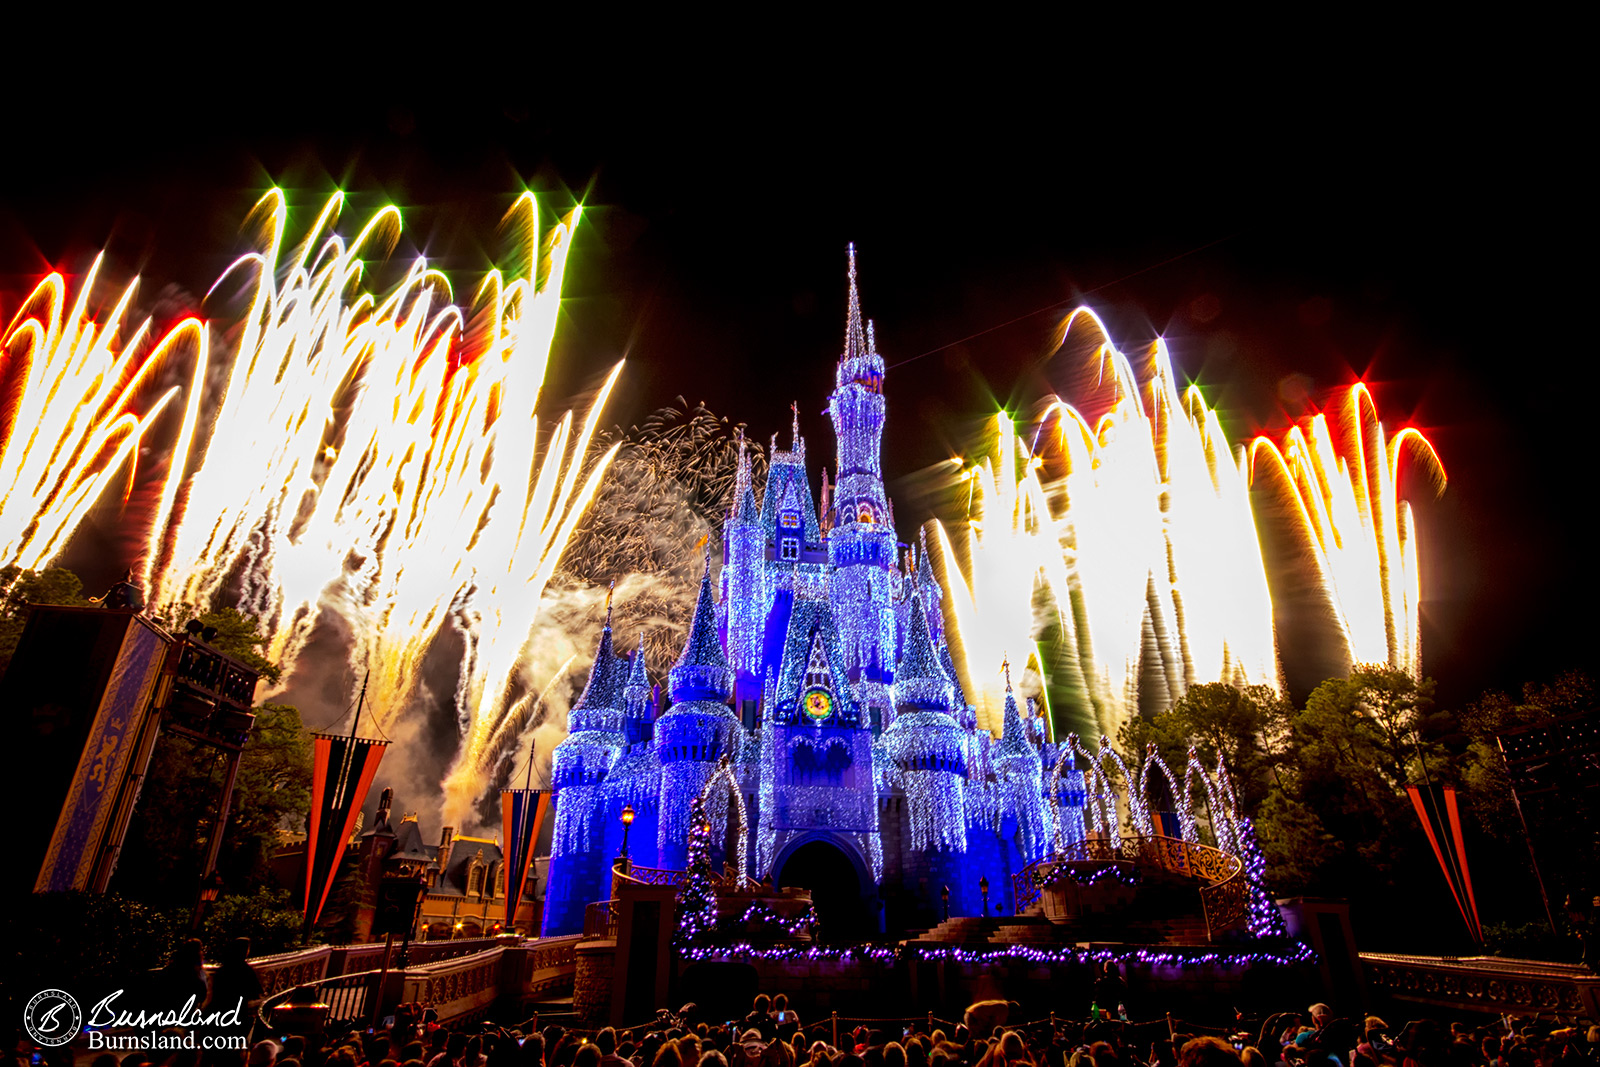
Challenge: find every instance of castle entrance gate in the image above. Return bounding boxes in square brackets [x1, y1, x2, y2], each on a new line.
[773, 835, 879, 941]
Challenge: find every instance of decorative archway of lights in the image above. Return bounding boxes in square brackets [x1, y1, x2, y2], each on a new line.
[1138, 743, 1193, 842]
[1046, 735, 1246, 859]
[697, 755, 748, 880]
[1181, 748, 1240, 854]
[1048, 734, 1122, 851]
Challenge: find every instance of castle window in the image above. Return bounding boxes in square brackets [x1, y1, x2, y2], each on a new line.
[780, 538, 799, 561]
[468, 864, 485, 896]
[780, 510, 800, 529]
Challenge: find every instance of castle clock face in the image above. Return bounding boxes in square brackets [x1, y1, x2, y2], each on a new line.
[803, 688, 833, 721]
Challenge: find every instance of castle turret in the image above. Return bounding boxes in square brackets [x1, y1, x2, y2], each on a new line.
[623, 633, 653, 744]
[992, 665, 1047, 906]
[602, 633, 663, 869]
[884, 595, 968, 864]
[654, 556, 743, 870]
[828, 247, 899, 703]
[543, 604, 627, 935]
[724, 435, 767, 718]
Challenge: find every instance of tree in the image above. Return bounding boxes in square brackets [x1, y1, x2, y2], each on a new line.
[1116, 682, 1292, 836]
[199, 885, 305, 958]
[3, 892, 183, 1020]
[0, 565, 87, 675]
[194, 605, 283, 685]
[674, 799, 718, 946]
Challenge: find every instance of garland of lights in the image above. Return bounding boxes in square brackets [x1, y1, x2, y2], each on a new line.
[739, 900, 819, 937]
[1034, 863, 1143, 888]
[1235, 814, 1290, 938]
[679, 939, 1315, 967]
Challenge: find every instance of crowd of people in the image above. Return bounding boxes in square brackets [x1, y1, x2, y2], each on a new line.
[9, 990, 1600, 1067]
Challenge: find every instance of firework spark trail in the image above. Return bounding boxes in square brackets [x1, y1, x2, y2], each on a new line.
[1249, 383, 1444, 679]
[937, 309, 1286, 738]
[931, 411, 1071, 735]
[136, 190, 621, 822]
[0, 259, 206, 580]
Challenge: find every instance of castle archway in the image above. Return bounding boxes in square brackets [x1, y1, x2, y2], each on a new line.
[773, 834, 878, 941]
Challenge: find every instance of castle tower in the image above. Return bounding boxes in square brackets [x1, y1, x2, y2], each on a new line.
[543, 605, 628, 935]
[827, 247, 900, 709]
[883, 594, 971, 919]
[603, 633, 663, 869]
[991, 665, 1047, 911]
[723, 435, 767, 720]
[654, 555, 743, 871]
[623, 632, 654, 743]
[760, 591, 883, 918]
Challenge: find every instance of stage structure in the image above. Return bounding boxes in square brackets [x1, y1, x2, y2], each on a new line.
[4, 599, 260, 896]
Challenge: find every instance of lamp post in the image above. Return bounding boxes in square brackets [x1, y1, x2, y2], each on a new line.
[620, 805, 635, 858]
[192, 868, 225, 930]
[941, 884, 950, 922]
[979, 875, 990, 917]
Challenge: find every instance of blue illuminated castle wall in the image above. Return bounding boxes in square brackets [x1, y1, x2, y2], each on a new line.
[543, 250, 1058, 936]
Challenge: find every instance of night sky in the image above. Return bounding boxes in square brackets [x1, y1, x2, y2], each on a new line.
[0, 84, 1582, 711]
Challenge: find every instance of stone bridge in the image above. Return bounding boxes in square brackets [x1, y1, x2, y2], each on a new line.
[256, 935, 581, 1031]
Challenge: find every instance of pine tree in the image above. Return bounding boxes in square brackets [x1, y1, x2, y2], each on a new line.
[674, 798, 718, 945]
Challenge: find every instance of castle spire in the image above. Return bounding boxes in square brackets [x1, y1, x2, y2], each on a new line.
[627, 631, 650, 688]
[844, 243, 867, 362]
[571, 605, 626, 715]
[790, 400, 801, 450]
[996, 655, 1037, 760]
[819, 467, 832, 533]
[668, 550, 734, 703]
[893, 592, 955, 711]
[732, 429, 758, 523]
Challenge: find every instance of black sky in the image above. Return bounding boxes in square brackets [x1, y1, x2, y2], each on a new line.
[0, 75, 1583, 710]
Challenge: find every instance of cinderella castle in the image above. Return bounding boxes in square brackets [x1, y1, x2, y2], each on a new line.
[543, 249, 1053, 936]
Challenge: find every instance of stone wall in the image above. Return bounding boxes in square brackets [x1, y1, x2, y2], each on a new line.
[574, 940, 617, 1025]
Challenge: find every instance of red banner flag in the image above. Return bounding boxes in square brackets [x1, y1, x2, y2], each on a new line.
[1406, 784, 1479, 941]
[501, 789, 551, 929]
[1443, 786, 1483, 941]
[303, 733, 388, 927]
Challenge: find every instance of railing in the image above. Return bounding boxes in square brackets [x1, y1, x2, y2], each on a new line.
[615, 864, 686, 887]
[257, 935, 584, 1034]
[1197, 872, 1249, 938]
[403, 936, 583, 1023]
[260, 967, 385, 1033]
[616, 863, 759, 891]
[405, 937, 506, 964]
[582, 900, 621, 940]
[403, 946, 506, 1023]
[242, 946, 333, 998]
[1361, 952, 1600, 1017]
